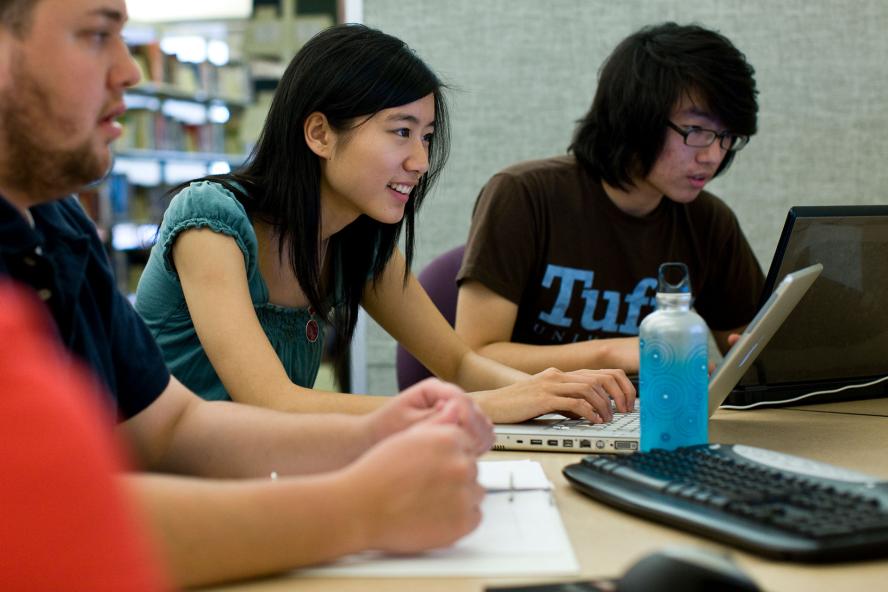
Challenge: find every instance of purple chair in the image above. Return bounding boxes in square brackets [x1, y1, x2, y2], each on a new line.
[396, 244, 466, 390]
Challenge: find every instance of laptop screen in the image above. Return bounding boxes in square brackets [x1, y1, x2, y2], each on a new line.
[731, 205, 888, 403]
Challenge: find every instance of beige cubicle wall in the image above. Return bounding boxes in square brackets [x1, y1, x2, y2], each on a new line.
[356, 0, 888, 396]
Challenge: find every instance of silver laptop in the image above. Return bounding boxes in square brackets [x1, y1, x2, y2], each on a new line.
[493, 263, 823, 454]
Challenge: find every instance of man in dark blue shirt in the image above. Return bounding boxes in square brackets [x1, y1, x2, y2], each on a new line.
[0, 0, 492, 586]
[0, 195, 168, 419]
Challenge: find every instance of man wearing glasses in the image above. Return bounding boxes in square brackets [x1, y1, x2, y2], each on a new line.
[456, 22, 763, 375]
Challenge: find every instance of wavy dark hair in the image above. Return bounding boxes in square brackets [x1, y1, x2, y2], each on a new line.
[570, 22, 758, 191]
[176, 24, 450, 371]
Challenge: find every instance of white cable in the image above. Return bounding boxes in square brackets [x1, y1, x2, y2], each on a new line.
[720, 374, 888, 410]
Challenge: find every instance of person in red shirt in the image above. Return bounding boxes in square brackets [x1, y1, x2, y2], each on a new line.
[0, 281, 170, 592]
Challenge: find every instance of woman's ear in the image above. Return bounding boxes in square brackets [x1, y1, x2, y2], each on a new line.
[304, 112, 335, 159]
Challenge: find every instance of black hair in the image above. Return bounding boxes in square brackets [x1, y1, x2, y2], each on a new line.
[0, 0, 37, 35]
[569, 22, 758, 191]
[174, 23, 449, 374]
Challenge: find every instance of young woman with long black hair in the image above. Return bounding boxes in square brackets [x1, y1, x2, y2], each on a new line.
[136, 24, 635, 423]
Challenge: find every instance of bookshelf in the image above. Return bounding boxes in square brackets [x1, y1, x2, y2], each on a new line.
[97, 35, 250, 296]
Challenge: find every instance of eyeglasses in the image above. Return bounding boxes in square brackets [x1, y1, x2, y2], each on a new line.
[667, 121, 750, 152]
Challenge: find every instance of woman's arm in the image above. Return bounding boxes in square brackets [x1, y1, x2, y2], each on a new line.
[361, 248, 528, 389]
[362, 249, 636, 421]
[172, 227, 387, 412]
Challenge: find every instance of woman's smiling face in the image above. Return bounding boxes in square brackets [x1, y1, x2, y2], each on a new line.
[318, 93, 435, 234]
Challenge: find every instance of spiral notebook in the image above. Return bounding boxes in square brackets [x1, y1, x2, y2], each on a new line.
[493, 264, 823, 453]
[295, 460, 578, 578]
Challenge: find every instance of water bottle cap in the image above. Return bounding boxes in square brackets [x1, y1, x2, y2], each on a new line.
[657, 262, 691, 294]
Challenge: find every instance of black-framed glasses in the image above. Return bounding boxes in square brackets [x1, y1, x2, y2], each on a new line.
[667, 121, 750, 152]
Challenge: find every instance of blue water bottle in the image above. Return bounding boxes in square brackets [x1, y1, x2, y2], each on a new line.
[639, 262, 708, 452]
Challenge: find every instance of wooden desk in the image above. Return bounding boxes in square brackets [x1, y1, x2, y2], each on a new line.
[202, 406, 888, 592]
[787, 396, 888, 417]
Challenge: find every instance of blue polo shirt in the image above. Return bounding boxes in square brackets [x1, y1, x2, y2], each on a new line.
[0, 194, 170, 421]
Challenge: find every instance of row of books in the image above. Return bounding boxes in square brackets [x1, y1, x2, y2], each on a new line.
[130, 43, 251, 104]
[105, 177, 171, 223]
[117, 109, 243, 156]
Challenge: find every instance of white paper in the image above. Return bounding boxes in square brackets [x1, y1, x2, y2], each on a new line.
[477, 459, 553, 491]
[296, 461, 578, 578]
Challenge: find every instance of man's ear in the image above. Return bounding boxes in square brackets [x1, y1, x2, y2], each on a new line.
[304, 112, 335, 160]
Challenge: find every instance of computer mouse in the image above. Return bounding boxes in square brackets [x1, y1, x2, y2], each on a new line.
[616, 546, 760, 592]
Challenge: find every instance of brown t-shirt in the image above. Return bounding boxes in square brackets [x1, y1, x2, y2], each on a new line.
[458, 155, 764, 345]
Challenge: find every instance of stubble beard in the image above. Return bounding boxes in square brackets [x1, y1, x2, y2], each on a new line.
[0, 58, 109, 202]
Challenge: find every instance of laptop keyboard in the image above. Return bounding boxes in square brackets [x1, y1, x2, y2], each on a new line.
[563, 443, 888, 562]
[550, 411, 640, 433]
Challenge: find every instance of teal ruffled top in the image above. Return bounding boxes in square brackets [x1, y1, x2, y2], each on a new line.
[135, 180, 327, 401]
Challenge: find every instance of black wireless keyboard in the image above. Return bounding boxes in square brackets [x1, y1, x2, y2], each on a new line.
[563, 443, 888, 562]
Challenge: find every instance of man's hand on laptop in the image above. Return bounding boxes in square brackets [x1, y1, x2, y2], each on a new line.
[709, 332, 743, 375]
[472, 368, 636, 424]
